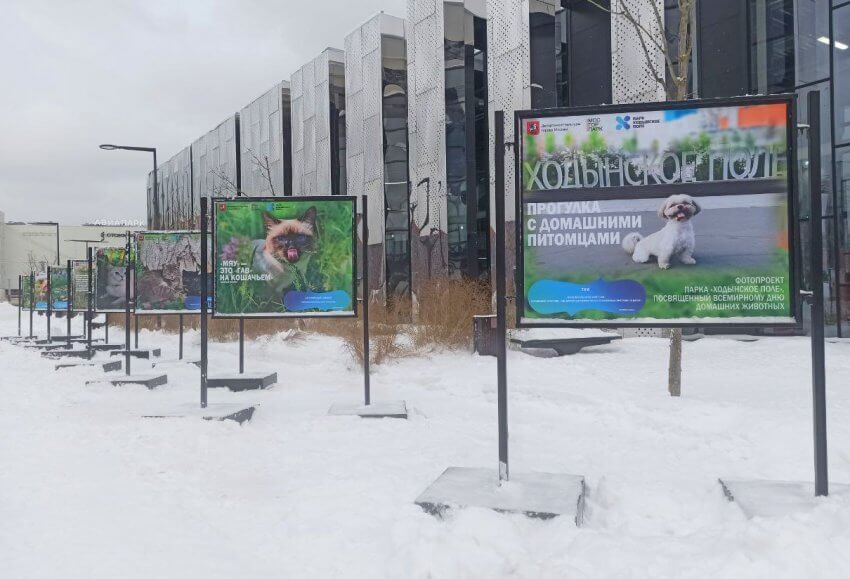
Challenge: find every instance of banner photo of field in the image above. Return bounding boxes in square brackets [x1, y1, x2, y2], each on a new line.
[517, 96, 796, 327]
[213, 197, 357, 317]
[135, 231, 210, 313]
[94, 247, 134, 313]
[21, 276, 34, 309]
[34, 272, 49, 311]
[71, 260, 90, 311]
[48, 267, 69, 311]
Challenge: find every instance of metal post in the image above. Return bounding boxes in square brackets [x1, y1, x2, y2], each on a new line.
[238, 318, 245, 374]
[178, 313, 184, 360]
[17, 275, 22, 337]
[495, 110, 509, 482]
[200, 197, 209, 408]
[135, 316, 139, 349]
[66, 260, 72, 348]
[28, 273, 34, 339]
[362, 195, 371, 406]
[808, 91, 828, 497]
[87, 248, 93, 352]
[124, 231, 132, 376]
[47, 267, 52, 341]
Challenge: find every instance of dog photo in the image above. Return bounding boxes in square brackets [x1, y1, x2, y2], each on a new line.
[622, 194, 701, 269]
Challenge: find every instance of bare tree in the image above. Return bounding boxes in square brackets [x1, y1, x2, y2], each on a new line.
[209, 168, 240, 197]
[589, 0, 695, 396]
[245, 148, 276, 197]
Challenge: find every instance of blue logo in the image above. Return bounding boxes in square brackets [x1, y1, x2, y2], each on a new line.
[616, 115, 631, 130]
[266, 203, 274, 211]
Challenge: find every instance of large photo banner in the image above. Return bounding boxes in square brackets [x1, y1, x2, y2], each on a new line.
[213, 197, 357, 317]
[71, 260, 90, 312]
[34, 272, 49, 311]
[21, 276, 34, 310]
[48, 267, 69, 311]
[517, 96, 796, 326]
[94, 247, 133, 313]
[135, 231, 209, 314]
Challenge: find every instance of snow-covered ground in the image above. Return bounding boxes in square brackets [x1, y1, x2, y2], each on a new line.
[1, 303, 849, 578]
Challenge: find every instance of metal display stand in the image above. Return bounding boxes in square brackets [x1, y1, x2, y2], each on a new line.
[328, 194, 408, 419]
[415, 110, 585, 522]
[720, 90, 840, 513]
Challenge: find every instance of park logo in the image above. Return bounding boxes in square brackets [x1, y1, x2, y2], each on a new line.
[615, 115, 631, 130]
[527, 120, 540, 135]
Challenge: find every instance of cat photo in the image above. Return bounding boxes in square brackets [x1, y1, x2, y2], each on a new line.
[99, 265, 129, 308]
[252, 207, 318, 291]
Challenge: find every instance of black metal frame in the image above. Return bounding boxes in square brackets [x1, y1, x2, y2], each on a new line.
[514, 94, 801, 329]
[28, 272, 34, 339]
[17, 275, 22, 337]
[65, 260, 72, 348]
[209, 195, 359, 320]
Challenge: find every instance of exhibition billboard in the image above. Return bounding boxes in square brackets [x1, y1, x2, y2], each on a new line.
[71, 260, 90, 312]
[94, 246, 133, 313]
[21, 275, 34, 310]
[135, 231, 209, 314]
[48, 266, 69, 311]
[34, 272, 49, 311]
[212, 196, 357, 318]
[516, 95, 796, 327]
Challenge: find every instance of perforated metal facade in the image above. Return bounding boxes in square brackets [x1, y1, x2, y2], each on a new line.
[345, 13, 410, 297]
[291, 48, 346, 196]
[191, 115, 240, 210]
[611, 0, 666, 104]
[239, 82, 292, 197]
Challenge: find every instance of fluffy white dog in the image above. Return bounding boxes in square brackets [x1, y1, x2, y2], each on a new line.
[622, 194, 701, 269]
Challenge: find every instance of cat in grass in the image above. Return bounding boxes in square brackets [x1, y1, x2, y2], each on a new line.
[99, 265, 129, 308]
[252, 207, 318, 292]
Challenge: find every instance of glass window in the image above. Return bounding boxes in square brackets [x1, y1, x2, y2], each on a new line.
[837, 147, 850, 333]
[329, 61, 346, 195]
[530, 0, 557, 109]
[382, 35, 410, 297]
[749, 0, 795, 95]
[834, 6, 850, 145]
[795, 0, 831, 85]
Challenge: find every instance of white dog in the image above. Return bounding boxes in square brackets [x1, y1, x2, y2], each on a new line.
[622, 194, 701, 269]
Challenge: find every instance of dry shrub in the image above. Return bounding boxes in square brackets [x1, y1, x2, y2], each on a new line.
[107, 276, 493, 365]
[305, 296, 412, 368]
[411, 277, 492, 351]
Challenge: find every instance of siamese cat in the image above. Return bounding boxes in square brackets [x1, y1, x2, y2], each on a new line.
[252, 207, 318, 291]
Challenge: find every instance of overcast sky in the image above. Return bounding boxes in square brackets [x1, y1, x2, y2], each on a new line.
[0, 0, 406, 225]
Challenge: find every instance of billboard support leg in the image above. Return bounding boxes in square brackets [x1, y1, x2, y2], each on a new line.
[179, 314, 184, 360]
[66, 260, 72, 349]
[200, 197, 209, 408]
[29, 273, 34, 339]
[135, 315, 139, 349]
[87, 248, 93, 352]
[808, 90, 828, 497]
[362, 195, 371, 406]
[494, 110, 509, 483]
[47, 268, 52, 341]
[239, 318, 245, 374]
[17, 275, 22, 337]
[124, 231, 132, 376]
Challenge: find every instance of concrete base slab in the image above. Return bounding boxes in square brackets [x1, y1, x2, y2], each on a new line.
[109, 348, 162, 359]
[328, 400, 408, 419]
[56, 360, 123, 372]
[415, 467, 586, 523]
[42, 349, 96, 360]
[26, 343, 69, 351]
[151, 359, 201, 369]
[207, 372, 277, 392]
[89, 343, 124, 351]
[87, 373, 168, 389]
[48, 335, 84, 342]
[718, 479, 850, 517]
[141, 403, 256, 424]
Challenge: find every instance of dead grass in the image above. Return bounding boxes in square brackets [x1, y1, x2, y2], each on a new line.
[106, 277, 493, 366]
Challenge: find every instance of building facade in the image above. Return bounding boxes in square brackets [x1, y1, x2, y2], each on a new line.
[345, 13, 411, 297]
[141, 0, 849, 335]
[240, 82, 293, 197]
[407, 0, 492, 290]
[291, 48, 347, 196]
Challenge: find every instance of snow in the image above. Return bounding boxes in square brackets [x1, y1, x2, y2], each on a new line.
[2, 303, 850, 578]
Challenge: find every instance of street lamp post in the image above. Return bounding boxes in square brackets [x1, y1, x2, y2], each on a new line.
[99, 143, 157, 350]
